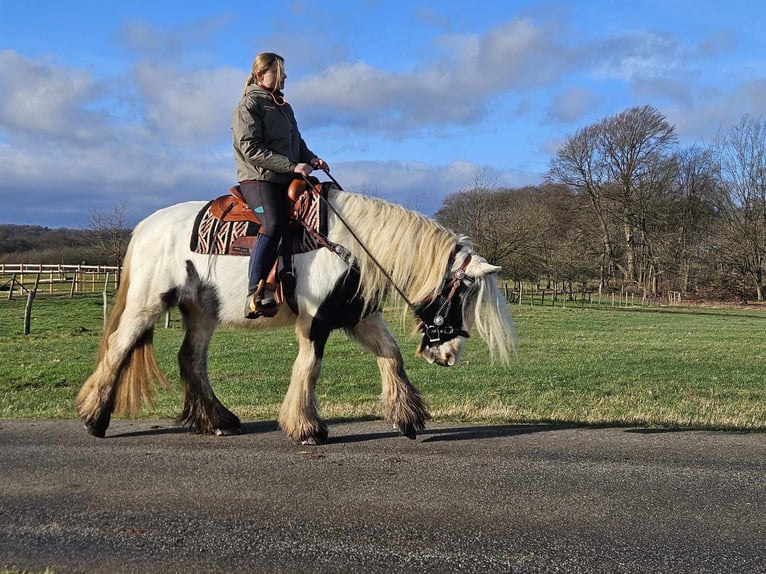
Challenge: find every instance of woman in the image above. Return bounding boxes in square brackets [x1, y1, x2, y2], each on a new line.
[232, 52, 329, 318]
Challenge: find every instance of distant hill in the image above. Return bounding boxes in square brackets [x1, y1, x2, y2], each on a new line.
[0, 224, 127, 265]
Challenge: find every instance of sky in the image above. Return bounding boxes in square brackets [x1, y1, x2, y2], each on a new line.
[1, 0, 765, 229]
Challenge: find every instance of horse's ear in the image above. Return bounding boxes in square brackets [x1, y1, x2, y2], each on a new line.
[468, 257, 501, 276]
[480, 262, 502, 275]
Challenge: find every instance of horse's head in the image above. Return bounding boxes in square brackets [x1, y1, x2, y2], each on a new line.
[414, 250, 510, 367]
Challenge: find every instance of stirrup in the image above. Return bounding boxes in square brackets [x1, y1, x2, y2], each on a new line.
[244, 286, 279, 319]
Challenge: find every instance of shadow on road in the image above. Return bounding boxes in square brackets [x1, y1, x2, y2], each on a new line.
[326, 420, 583, 444]
[108, 420, 280, 438]
[419, 423, 580, 442]
[105, 417, 748, 442]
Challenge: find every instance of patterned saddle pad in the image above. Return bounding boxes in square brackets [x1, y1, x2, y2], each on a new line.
[190, 183, 330, 256]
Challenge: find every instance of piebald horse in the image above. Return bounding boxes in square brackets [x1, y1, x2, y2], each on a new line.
[76, 186, 515, 444]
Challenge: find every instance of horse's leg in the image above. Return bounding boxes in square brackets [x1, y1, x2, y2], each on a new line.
[348, 312, 430, 439]
[176, 300, 241, 436]
[77, 265, 165, 437]
[77, 316, 158, 437]
[279, 317, 329, 444]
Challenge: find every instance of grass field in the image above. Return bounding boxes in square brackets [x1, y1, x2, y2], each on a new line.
[0, 294, 764, 430]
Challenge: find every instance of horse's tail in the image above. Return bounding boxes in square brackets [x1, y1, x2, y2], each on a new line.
[77, 241, 168, 423]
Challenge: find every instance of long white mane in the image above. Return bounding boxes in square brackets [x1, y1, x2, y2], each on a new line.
[327, 190, 516, 362]
[328, 190, 457, 306]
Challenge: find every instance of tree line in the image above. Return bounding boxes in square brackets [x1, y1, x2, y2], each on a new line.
[3, 108, 764, 302]
[436, 106, 766, 302]
[0, 204, 130, 268]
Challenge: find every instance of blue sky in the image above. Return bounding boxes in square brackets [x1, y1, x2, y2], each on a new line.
[1, 0, 765, 228]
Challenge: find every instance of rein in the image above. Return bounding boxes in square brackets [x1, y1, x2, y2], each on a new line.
[303, 173, 421, 317]
[302, 172, 474, 345]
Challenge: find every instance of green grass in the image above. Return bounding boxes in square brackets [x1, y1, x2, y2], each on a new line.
[0, 294, 764, 430]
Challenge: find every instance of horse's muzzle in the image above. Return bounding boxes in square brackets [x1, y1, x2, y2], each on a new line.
[418, 336, 465, 367]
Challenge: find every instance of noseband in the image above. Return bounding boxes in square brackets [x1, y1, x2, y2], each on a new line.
[416, 252, 474, 345]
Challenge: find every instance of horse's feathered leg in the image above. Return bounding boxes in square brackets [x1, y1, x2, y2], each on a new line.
[176, 300, 241, 435]
[174, 261, 241, 435]
[77, 249, 166, 438]
[279, 316, 329, 445]
[348, 312, 430, 439]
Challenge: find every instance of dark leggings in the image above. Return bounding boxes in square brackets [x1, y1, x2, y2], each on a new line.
[240, 180, 289, 294]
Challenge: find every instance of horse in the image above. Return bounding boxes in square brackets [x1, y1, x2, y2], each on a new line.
[76, 184, 516, 444]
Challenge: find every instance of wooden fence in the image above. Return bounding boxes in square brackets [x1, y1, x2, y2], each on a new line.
[0, 264, 120, 298]
[0, 264, 121, 335]
[502, 282, 683, 308]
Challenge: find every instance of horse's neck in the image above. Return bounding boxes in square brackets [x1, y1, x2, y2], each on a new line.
[330, 191, 456, 302]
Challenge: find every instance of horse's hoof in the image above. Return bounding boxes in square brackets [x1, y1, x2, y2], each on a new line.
[84, 423, 106, 438]
[395, 423, 418, 440]
[298, 426, 328, 445]
[214, 427, 242, 436]
[300, 436, 327, 446]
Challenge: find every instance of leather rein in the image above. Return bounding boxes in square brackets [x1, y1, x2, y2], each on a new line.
[301, 173, 476, 346]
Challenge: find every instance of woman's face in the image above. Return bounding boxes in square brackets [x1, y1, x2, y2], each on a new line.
[258, 61, 285, 91]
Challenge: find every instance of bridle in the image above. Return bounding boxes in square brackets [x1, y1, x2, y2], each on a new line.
[415, 251, 475, 346]
[304, 172, 478, 347]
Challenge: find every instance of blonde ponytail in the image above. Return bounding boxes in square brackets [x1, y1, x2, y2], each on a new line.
[242, 52, 285, 96]
[242, 72, 256, 96]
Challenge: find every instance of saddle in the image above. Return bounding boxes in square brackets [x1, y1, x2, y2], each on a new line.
[190, 177, 331, 312]
[210, 178, 317, 225]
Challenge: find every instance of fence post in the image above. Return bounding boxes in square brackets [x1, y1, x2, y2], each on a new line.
[7, 273, 15, 300]
[102, 272, 110, 327]
[23, 274, 41, 335]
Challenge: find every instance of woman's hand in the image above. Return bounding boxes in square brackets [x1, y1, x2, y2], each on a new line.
[310, 157, 329, 171]
[293, 163, 314, 177]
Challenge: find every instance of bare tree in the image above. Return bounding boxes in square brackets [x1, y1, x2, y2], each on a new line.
[597, 105, 678, 286]
[547, 105, 677, 291]
[668, 145, 718, 293]
[547, 123, 618, 287]
[435, 172, 554, 279]
[711, 115, 766, 301]
[541, 183, 603, 288]
[86, 202, 131, 284]
[436, 187, 516, 268]
[431, 109, 759, 301]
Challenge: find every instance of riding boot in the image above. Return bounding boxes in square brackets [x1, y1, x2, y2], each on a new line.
[245, 234, 280, 319]
[244, 280, 279, 319]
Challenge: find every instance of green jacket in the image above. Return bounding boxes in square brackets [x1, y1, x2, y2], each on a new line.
[231, 84, 316, 184]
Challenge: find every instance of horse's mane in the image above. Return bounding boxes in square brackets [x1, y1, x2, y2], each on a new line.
[329, 190, 458, 308]
[322, 189, 515, 362]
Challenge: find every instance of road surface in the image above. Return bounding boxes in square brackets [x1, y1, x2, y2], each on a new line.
[1, 419, 764, 573]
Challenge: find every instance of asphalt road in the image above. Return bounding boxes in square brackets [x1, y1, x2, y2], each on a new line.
[1, 419, 764, 574]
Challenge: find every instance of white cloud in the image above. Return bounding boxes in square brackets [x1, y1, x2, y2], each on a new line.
[593, 31, 682, 82]
[2, 11, 766, 231]
[547, 87, 599, 123]
[132, 62, 243, 146]
[0, 50, 111, 144]
[331, 159, 542, 216]
[292, 16, 573, 132]
[663, 79, 766, 144]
